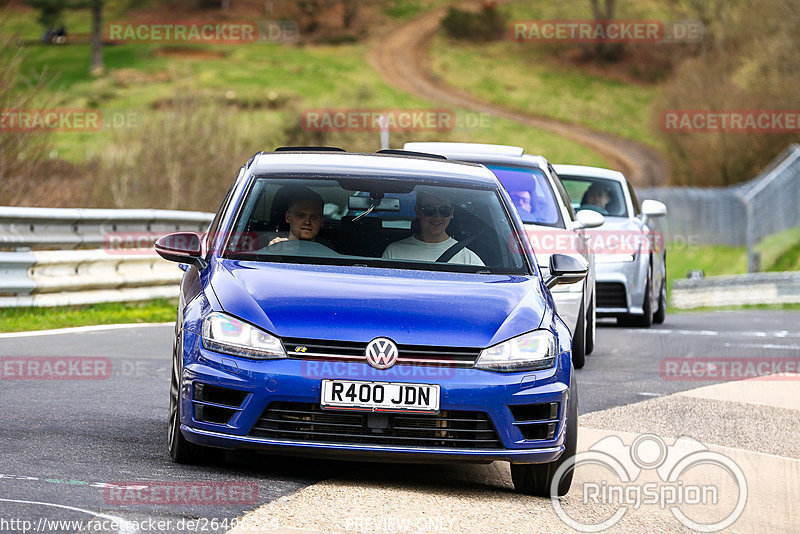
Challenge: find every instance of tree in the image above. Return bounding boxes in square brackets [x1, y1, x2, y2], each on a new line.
[25, 0, 67, 30]
[89, 0, 103, 75]
[25, 0, 104, 74]
[588, 0, 622, 60]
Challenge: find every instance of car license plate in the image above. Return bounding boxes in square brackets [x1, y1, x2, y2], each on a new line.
[321, 380, 440, 414]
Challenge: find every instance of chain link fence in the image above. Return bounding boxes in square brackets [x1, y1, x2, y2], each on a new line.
[639, 144, 800, 271]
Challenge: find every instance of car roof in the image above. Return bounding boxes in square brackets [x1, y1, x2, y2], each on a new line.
[403, 142, 551, 170]
[553, 164, 627, 183]
[250, 151, 500, 188]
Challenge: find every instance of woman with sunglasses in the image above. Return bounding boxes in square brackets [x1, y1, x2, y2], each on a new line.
[382, 191, 484, 265]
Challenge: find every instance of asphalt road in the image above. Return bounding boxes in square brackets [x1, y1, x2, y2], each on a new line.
[1, 310, 798, 533]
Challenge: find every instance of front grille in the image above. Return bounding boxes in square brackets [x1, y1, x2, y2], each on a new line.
[249, 402, 502, 449]
[283, 338, 480, 368]
[597, 282, 628, 308]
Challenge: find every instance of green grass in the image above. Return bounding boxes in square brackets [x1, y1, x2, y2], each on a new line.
[666, 243, 747, 295]
[382, 0, 452, 20]
[427, 0, 676, 151]
[7, 8, 608, 166]
[429, 37, 660, 151]
[0, 299, 177, 333]
[665, 230, 800, 313]
[758, 227, 800, 272]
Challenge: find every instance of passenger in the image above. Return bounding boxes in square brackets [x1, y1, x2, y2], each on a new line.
[268, 188, 325, 246]
[382, 191, 484, 265]
[581, 183, 610, 215]
[509, 189, 534, 218]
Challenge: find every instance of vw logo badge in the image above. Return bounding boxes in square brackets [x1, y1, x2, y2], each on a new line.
[365, 337, 399, 369]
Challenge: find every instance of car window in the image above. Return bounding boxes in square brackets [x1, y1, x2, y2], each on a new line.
[485, 165, 563, 228]
[222, 175, 530, 275]
[559, 176, 629, 217]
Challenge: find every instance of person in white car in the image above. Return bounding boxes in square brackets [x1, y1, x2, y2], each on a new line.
[382, 191, 484, 265]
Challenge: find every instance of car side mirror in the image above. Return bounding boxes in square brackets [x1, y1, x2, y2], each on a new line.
[574, 209, 605, 229]
[641, 199, 667, 218]
[545, 254, 588, 289]
[155, 232, 207, 270]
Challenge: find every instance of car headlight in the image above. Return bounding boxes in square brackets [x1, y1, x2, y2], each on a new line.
[202, 312, 286, 360]
[475, 330, 557, 372]
[596, 253, 635, 263]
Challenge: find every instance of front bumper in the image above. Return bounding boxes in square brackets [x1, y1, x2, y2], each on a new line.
[179, 330, 571, 465]
[595, 259, 647, 316]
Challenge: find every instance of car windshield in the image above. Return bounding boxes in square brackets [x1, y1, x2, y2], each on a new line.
[222, 175, 529, 275]
[485, 165, 562, 227]
[559, 176, 629, 217]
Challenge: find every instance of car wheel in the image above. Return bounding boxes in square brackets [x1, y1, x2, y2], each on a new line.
[168, 325, 221, 464]
[653, 278, 667, 324]
[585, 289, 595, 355]
[571, 301, 586, 369]
[511, 379, 578, 497]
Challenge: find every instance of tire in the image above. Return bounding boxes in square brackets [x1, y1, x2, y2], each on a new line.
[511, 379, 578, 497]
[571, 301, 586, 369]
[619, 273, 653, 328]
[585, 289, 595, 356]
[653, 278, 667, 324]
[168, 323, 222, 464]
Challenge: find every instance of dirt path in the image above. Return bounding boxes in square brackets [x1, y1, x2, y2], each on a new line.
[367, 2, 670, 186]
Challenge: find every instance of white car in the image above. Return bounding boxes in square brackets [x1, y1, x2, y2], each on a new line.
[554, 164, 667, 327]
[405, 143, 603, 368]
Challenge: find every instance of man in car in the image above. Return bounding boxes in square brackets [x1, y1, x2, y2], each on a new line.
[268, 188, 325, 246]
[509, 189, 534, 218]
[382, 191, 484, 265]
[580, 183, 611, 215]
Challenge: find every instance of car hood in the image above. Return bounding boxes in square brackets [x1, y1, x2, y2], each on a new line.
[210, 260, 548, 348]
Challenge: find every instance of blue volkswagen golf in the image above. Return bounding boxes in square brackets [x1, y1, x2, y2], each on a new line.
[155, 148, 587, 496]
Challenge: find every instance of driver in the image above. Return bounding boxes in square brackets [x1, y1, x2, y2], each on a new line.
[580, 183, 611, 215]
[382, 191, 483, 265]
[268, 188, 325, 246]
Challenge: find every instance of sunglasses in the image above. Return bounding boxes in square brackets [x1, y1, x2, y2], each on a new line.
[420, 205, 453, 217]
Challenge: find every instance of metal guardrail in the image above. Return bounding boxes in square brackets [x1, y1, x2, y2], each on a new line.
[0, 207, 213, 250]
[671, 271, 800, 309]
[639, 144, 800, 262]
[0, 207, 213, 308]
